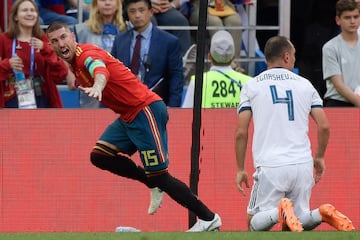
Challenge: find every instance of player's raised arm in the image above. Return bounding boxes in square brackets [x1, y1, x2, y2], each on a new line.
[79, 73, 107, 101]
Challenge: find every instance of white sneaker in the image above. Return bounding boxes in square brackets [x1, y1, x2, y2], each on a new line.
[148, 187, 164, 215]
[187, 213, 222, 232]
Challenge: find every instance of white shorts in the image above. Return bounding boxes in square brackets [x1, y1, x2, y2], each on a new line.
[247, 162, 314, 216]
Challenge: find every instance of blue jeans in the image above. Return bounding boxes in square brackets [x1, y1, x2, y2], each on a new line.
[38, 7, 78, 25]
[67, 10, 90, 22]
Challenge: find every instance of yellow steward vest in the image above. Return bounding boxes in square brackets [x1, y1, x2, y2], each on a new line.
[190, 70, 251, 108]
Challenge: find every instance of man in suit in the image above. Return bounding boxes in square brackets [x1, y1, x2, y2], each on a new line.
[111, 0, 184, 107]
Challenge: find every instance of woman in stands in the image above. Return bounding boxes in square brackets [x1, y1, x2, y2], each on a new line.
[0, 0, 68, 108]
[74, 0, 126, 52]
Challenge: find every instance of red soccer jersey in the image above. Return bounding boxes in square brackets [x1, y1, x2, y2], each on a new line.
[72, 44, 162, 122]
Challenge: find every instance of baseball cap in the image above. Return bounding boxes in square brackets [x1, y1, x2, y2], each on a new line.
[210, 30, 235, 64]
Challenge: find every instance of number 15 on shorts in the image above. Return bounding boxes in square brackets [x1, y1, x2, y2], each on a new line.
[141, 150, 159, 167]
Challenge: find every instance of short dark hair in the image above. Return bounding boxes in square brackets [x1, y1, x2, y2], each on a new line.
[336, 0, 358, 17]
[46, 21, 70, 34]
[264, 36, 293, 63]
[123, 0, 152, 21]
[124, 0, 152, 10]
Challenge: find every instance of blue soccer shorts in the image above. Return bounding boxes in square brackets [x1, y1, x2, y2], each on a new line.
[99, 101, 169, 173]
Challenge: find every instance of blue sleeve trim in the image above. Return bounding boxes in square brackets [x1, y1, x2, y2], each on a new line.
[311, 105, 323, 108]
[239, 106, 252, 113]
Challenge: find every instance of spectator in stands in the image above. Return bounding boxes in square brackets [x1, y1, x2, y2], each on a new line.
[75, 0, 126, 52]
[149, 0, 192, 56]
[66, 0, 90, 22]
[0, 0, 68, 108]
[35, 0, 78, 25]
[188, 0, 243, 70]
[112, 0, 184, 107]
[182, 30, 251, 108]
[74, 0, 126, 108]
[322, 0, 360, 107]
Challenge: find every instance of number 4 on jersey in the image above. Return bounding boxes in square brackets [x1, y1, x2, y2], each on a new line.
[270, 85, 294, 121]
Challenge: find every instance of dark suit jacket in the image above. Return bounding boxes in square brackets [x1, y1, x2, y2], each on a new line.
[111, 27, 184, 107]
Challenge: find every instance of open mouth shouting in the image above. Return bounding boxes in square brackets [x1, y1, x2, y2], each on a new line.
[59, 47, 72, 62]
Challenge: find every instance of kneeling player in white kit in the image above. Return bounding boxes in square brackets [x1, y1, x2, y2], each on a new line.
[235, 36, 355, 232]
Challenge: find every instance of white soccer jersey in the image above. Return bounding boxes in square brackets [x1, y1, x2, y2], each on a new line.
[238, 68, 323, 168]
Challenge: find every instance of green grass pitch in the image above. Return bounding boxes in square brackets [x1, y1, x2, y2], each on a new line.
[0, 231, 359, 240]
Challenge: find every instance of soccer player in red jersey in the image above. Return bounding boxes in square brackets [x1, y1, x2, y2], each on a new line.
[46, 21, 221, 232]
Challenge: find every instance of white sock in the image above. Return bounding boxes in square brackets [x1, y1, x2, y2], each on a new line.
[299, 208, 322, 230]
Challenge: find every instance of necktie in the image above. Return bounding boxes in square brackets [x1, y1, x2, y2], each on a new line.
[131, 34, 142, 75]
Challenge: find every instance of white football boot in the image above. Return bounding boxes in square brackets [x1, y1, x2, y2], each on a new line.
[187, 213, 222, 232]
[148, 187, 164, 215]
